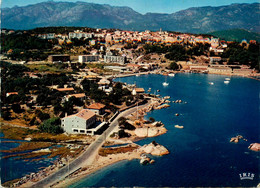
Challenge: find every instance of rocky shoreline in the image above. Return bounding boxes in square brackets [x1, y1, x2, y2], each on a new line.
[11, 96, 171, 188]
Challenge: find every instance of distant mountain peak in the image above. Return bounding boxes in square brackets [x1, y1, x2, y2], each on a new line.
[1, 2, 259, 33]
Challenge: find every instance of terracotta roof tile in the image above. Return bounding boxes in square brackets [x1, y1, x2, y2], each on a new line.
[87, 103, 105, 110]
[56, 88, 74, 92]
[65, 109, 95, 120]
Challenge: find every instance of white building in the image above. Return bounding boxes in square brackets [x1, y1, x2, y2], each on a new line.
[79, 55, 99, 63]
[61, 109, 96, 134]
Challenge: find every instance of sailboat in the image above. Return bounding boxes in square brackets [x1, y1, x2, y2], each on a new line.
[168, 73, 175, 77]
[162, 76, 169, 86]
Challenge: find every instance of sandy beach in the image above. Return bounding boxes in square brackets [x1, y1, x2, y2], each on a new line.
[53, 149, 142, 188]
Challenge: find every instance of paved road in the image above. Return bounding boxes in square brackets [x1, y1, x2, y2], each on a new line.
[31, 100, 151, 188]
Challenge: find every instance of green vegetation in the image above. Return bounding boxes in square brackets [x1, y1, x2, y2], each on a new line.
[221, 42, 259, 70]
[168, 62, 179, 70]
[38, 117, 63, 134]
[0, 142, 54, 153]
[28, 26, 96, 34]
[0, 124, 39, 140]
[209, 29, 260, 42]
[144, 43, 210, 61]
[99, 145, 139, 156]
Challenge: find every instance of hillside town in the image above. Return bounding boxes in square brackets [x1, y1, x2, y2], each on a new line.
[1, 27, 259, 76]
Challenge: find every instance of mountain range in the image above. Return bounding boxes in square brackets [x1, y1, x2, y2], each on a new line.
[1, 1, 259, 33]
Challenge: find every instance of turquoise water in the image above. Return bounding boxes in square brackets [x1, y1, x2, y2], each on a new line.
[77, 74, 258, 186]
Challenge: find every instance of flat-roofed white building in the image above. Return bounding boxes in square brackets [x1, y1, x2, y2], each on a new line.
[79, 55, 99, 63]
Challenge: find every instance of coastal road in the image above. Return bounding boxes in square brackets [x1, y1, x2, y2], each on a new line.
[31, 100, 151, 188]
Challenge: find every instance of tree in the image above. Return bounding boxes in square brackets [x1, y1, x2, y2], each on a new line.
[169, 62, 179, 70]
[2, 109, 11, 120]
[38, 117, 63, 134]
[118, 129, 130, 138]
[118, 117, 127, 125]
[11, 104, 22, 113]
[149, 117, 155, 123]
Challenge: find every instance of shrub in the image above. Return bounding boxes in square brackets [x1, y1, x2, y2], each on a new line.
[38, 117, 63, 134]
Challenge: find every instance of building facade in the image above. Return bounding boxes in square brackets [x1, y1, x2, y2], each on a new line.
[78, 55, 99, 63]
[61, 109, 96, 134]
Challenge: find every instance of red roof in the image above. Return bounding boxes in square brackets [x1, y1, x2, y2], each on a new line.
[66, 93, 85, 98]
[56, 88, 74, 92]
[65, 109, 95, 120]
[87, 103, 105, 110]
[135, 88, 145, 93]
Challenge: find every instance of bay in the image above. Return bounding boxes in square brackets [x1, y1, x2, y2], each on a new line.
[71, 73, 259, 187]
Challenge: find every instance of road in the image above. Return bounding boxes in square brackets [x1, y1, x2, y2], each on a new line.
[31, 100, 151, 188]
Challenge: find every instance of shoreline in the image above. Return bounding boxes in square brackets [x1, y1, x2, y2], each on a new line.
[53, 149, 142, 188]
[111, 70, 260, 82]
[14, 96, 168, 188]
[6, 71, 258, 187]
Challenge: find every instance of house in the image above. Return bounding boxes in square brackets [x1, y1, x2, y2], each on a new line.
[98, 78, 111, 85]
[132, 88, 145, 95]
[209, 57, 222, 64]
[104, 51, 126, 64]
[104, 55, 126, 64]
[87, 103, 106, 115]
[55, 88, 74, 93]
[78, 55, 99, 63]
[61, 109, 96, 134]
[48, 55, 70, 63]
[64, 93, 86, 102]
[6, 92, 18, 97]
[126, 64, 141, 72]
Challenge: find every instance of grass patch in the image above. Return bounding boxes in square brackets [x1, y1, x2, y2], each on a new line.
[0, 124, 39, 140]
[3, 152, 50, 160]
[1, 142, 54, 153]
[49, 145, 84, 159]
[99, 145, 139, 157]
[26, 64, 70, 73]
[0, 124, 92, 143]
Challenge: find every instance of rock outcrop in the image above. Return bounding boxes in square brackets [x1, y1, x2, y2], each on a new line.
[174, 125, 184, 129]
[248, 143, 260, 152]
[134, 127, 166, 137]
[230, 135, 244, 143]
[139, 142, 169, 156]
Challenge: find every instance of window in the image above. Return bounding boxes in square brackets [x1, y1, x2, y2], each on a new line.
[73, 129, 78, 132]
[80, 130, 85, 133]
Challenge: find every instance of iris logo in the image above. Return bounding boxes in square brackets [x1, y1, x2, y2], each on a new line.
[239, 173, 255, 180]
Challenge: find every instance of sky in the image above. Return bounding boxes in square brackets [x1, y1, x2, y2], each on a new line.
[1, 0, 258, 14]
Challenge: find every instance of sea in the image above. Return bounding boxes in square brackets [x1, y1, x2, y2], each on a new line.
[0, 133, 59, 183]
[70, 73, 259, 187]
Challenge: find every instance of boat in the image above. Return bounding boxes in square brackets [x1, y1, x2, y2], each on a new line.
[168, 73, 175, 77]
[162, 82, 169, 86]
[224, 80, 230, 84]
[209, 82, 214, 85]
[162, 76, 169, 86]
[175, 125, 184, 129]
[225, 78, 231, 81]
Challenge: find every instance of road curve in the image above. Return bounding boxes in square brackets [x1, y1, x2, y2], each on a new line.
[31, 100, 151, 188]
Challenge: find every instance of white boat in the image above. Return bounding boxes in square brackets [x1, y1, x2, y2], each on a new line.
[209, 82, 214, 85]
[162, 76, 169, 86]
[224, 80, 230, 84]
[168, 73, 175, 77]
[225, 78, 231, 81]
[162, 82, 169, 86]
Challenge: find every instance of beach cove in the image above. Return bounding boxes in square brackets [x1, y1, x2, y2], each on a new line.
[69, 73, 259, 187]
